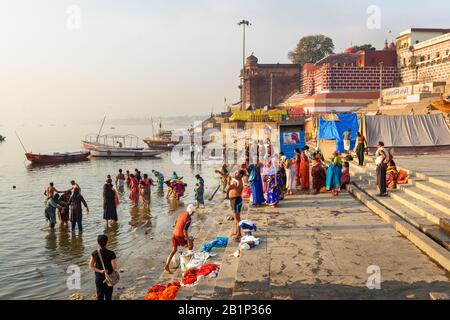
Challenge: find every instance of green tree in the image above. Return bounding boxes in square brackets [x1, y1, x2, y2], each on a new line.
[288, 35, 335, 65]
[352, 44, 376, 51]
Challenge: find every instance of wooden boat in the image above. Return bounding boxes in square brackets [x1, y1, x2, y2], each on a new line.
[25, 151, 90, 164]
[90, 148, 162, 158]
[142, 138, 177, 151]
[144, 120, 211, 150]
[82, 134, 144, 151]
[143, 127, 181, 151]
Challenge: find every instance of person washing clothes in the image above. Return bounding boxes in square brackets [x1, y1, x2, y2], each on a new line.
[164, 204, 196, 273]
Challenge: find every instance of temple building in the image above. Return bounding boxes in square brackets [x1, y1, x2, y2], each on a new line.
[279, 47, 398, 114]
[240, 54, 301, 110]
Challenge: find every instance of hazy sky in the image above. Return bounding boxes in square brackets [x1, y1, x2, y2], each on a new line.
[0, 0, 449, 124]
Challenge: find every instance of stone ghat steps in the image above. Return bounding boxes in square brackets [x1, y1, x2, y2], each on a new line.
[352, 156, 450, 192]
[351, 160, 450, 225]
[347, 183, 450, 273]
[150, 204, 229, 299]
[193, 204, 255, 300]
[354, 179, 450, 250]
[177, 201, 249, 300]
[350, 163, 450, 250]
[174, 202, 234, 300]
[176, 214, 231, 300]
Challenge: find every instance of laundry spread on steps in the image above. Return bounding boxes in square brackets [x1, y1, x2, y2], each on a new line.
[144, 281, 181, 300]
[181, 264, 221, 287]
[200, 237, 228, 253]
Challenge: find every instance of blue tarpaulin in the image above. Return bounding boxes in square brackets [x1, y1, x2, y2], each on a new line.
[318, 114, 359, 153]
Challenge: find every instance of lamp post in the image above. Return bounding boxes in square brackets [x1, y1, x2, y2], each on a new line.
[238, 20, 251, 111]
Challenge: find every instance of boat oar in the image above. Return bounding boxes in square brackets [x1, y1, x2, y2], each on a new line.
[15, 132, 28, 153]
[208, 184, 221, 201]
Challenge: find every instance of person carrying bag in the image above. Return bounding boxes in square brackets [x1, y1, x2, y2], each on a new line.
[97, 249, 120, 287]
[89, 235, 119, 300]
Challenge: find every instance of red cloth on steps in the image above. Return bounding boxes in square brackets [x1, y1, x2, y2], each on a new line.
[144, 281, 181, 300]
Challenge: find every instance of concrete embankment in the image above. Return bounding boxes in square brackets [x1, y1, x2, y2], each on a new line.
[172, 191, 450, 300]
[348, 154, 450, 272]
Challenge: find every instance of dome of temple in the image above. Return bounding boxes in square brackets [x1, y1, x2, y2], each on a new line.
[344, 47, 358, 54]
[388, 42, 396, 51]
[246, 54, 258, 66]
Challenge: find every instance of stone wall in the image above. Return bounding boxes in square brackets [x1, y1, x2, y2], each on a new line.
[300, 65, 398, 94]
[398, 34, 450, 84]
[400, 62, 450, 84]
[243, 64, 301, 109]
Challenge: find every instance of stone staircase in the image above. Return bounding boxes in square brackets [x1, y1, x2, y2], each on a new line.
[348, 156, 450, 251]
[151, 200, 249, 300]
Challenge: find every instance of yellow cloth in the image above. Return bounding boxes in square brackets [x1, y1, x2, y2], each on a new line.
[229, 110, 288, 122]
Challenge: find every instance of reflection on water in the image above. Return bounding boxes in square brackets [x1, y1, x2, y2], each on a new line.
[128, 207, 151, 229]
[0, 123, 222, 299]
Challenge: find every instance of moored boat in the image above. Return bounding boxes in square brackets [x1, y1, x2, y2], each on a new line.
[25, 151, 90, 164]
[142, 138, 177, 151]
[90, 148, 162, 158]
[82, 134, 144, 151]
[0, 135, 5, 142]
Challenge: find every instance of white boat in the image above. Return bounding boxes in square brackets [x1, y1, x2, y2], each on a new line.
[82, 134, 144, 151]
[90, 148, 163, 158]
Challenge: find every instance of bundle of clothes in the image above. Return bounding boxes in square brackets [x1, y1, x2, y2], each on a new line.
[181, 263, 221, 287]
[144, 281, 181, 300]
[237, 220, 260, 252]
[200, 236, 228, 253]
[180, 251, 212, 272]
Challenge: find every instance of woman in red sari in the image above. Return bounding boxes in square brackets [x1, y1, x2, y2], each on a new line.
[129, 173, 140, 208]
[300, 146, 310, 190]
[294, 148, 301, 188]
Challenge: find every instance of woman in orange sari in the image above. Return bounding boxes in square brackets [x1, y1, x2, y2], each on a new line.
[300, 146, 310, 190]
[294, 148, 301, 188]
[129, 173, 140, 208]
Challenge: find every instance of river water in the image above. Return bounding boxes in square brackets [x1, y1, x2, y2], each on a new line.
[0, 122, 223, 299]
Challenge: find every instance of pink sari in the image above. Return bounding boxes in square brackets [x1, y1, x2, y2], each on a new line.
[129, 177, 140, 204]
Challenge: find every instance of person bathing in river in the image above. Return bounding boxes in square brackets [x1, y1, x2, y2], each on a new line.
[67, 187, 89, 233]
[164, 204, 196, 273]
[140, 174, 153, 209]
[44, 182, 63, 204]
[115, 169, 125, 194]
[45, 194, 66, 229]
[69, 180, 81, 193]
[135, 170, 142, 184]
[103, 179, 118, 227]
[58, 190, 71, 226]
[215, 163, 229, 195]
[129, 174, 140, 208]
[125, 170, 131, 190]
[194, 174, 205, 209]
[152, 169, 165, 188]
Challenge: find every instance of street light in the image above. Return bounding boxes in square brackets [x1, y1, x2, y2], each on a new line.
[238, 19, 251, 111]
